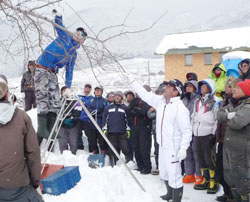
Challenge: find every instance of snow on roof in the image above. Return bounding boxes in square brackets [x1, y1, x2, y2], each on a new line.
[156, 27, 250, 54]
[223, 51, 250, 61]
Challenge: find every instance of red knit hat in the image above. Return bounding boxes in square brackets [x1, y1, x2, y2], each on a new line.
[237, 79, 250, 96]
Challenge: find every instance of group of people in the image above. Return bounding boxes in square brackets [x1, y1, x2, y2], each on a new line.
[1, 8, 250, 202]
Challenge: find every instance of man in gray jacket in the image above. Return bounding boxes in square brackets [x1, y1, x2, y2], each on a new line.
[217, 79, 250, 202]
[0, 74, 43, 202]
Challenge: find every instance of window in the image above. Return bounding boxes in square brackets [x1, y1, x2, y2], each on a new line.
[204, 53, 212, 65]
[185, 54, 193, 66]
[219, 52, 226, 62]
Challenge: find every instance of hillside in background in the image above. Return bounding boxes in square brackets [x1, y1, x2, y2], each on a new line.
[1, 0, 250, 77]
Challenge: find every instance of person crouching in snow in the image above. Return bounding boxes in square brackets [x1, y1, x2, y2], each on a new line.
[102, 91, 132, 166]
[34, 9, 87, 144]
[130, 78, 192, 202]
[217, 79, 250, 202]
[181, 79, 203, 185]
[192, 79, 221, 193]
[58, 87, 81, 155]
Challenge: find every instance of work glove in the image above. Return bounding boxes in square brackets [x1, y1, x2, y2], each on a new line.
[127, 130, 131, 139]
[52, 9, 62, 17]
[103, 129, 108, 135]
[177, 149, 187, 161]
[227, 112, 236, 120]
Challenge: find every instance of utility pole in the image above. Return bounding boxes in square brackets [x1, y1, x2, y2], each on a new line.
[147, 60, 150, 86]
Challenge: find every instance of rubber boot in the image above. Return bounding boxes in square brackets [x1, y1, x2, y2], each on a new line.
[172, 187, 183, 202]
[37, 114, 50, 140]
[160, 181, 172, 201]
[207, 169, 219, 194]
[240, 193, 250, 202]
[109, 155, 116, 167]
[231, 188, 242, 202]
[194, 168, 209, 190]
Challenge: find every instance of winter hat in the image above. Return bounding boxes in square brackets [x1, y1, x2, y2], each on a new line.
[163, 79, 184, 96]
[94, 86, 103, 92]
[124, 90, 135, 97]
[143, 84, 152, 92]
[106, 91, 115, 99]
[236, 79, 250, 96]
[28, 60, 36, 66]
[114, 91, 124, 99]
[76, 27, 87, 37]
[186, 72, 198, 81]
[0, 74, 8, 99]
[224, 76, 237, 90]
[184, 80, 198, 92]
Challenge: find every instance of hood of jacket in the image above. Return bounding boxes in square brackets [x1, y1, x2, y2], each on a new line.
[184, 80, 198, 92]
[198, 79, 216, 96]
[209, 63, 227, 79]
[0, 102, 16, 127]
[238, 58, 250, 79]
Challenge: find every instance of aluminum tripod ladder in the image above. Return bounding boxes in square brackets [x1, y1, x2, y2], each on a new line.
[40, 95, 146, 192]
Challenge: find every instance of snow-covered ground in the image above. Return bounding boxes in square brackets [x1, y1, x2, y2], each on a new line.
[26, 107, 223, 202]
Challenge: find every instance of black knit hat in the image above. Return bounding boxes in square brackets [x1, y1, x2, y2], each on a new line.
[76, 27, 87, 37]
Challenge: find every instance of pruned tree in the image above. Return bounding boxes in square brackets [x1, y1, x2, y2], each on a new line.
[0, 0, 166, 90]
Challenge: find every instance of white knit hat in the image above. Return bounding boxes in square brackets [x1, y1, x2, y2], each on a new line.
[0, 74, 8, 99]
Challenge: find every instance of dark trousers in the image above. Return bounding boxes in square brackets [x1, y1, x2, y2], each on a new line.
[89, 128, 107, 153]
[131, 125, 152, 171]
[107, 133, 131, 160]
[152, 132, 159, 169]
[216, 143, 232, 196]
[24, 91, 36, 111]
[194, 135, 215, 170]
[0, 185, 44, 202]
[58, 126, 78, 154]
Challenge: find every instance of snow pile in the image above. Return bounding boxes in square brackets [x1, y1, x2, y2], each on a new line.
[156, 27, 250, 54]
[223, 51, 250, 60]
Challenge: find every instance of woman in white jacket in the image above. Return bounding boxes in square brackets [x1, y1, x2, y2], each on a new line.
[131, 79, 192, 202]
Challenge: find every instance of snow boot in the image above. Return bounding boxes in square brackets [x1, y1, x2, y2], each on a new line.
[172, 187, 183, 202]
[109, 155, 116, 167]
[37, 114, 50, 140]
[194, 168, 209, 190]
[207, 169, 219, 194]
[216, 194, 234, 202]
[151, 169, 159, 175]
[183, 174, 195, 183]
[231, 188, 241, 202]
[160, 181, 172, 201]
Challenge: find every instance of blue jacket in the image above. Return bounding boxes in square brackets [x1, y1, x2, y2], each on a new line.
[102, 103, 130, 134]
[36, 15, 80, 87]
[78, 94, 94, 122]
[87, 96, 108, 129]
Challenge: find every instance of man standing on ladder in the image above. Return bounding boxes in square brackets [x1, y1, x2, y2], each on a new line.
[129, 77, 192, 202]
[34, 9, 87, 144]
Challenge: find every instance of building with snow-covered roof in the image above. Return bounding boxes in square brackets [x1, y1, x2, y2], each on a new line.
[156, 27, 250, 81]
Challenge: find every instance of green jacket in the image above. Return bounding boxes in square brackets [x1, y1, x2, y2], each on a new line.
[209, 63, 227, 99]
[217, 97, 250, 195]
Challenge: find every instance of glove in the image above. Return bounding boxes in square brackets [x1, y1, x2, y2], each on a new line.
[209, 134, 216, 147]
[52, 9, 62, 17]
[127, 130, 131, 139]
[103, 129, 107, 135]
[177, 149, 186, 161]
[227, 112, 236, 120]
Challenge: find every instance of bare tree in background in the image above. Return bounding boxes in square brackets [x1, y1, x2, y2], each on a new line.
[0, 0, 166, 89]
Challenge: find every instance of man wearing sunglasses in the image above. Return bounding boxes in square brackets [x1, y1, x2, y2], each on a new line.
[34, 9, 87, 144]
[129, 77, 192, 202]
